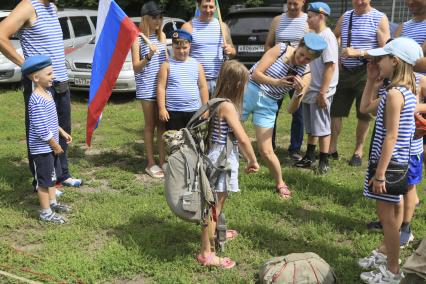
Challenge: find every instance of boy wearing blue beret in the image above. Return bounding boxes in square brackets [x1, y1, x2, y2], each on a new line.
[157, 29, 209, 130]
[294, 2, 339, 174]
[23, 55, 72, 223]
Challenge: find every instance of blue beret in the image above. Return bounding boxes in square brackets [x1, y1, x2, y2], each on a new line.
[22, 55, 52, 76]
[172, 29, 192, 43]
[303, 32, 327, 52]
[307, 2, 331, 16]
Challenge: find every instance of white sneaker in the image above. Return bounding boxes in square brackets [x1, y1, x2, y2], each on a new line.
[358, 250, 387, 269]
[360, 265, 404, 284]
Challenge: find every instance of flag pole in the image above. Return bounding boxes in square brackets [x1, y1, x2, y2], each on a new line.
[215, 0, 230, 60]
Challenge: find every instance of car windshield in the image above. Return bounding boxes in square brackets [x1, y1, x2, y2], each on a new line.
[0, 16, 18, 39]
[227, 14, 274, 34]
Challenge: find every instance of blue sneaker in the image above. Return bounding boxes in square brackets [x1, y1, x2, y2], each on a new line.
[400, 229, 414, 248]
[62, 178, 82, 187]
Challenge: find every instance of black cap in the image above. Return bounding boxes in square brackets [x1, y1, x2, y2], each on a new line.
[141, 1, 162, 16]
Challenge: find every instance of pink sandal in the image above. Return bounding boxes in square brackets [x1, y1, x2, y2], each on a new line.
[196, 253, 236, 269]
[226, 229, 238, 241]
[276, 184, 292, 199]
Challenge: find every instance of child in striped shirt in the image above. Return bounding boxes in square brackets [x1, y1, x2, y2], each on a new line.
[157, 29, 208, 130]
[23, 55, 72, 224]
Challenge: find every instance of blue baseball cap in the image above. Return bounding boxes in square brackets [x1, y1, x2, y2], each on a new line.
[367, 37, 423, 66]
[303, 32, 327, 53]
[21, 55, 52, 76]
[307, 2, 331, 16]
[172, 29, 192, 43]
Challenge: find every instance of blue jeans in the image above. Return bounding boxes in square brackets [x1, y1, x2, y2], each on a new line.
[24, 77, 72, 186]
[272, 90, 304, 151]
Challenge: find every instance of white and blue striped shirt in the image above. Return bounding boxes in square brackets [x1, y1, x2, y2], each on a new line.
[135, 34, 167, 100]
[166, 57, 201, 112]
[340, 8, 385, 69]
[401, 19, 426, 46]
[28, 92, 59, 155]
[211, 114, 236, 145]
[19, 0, 68, 82]
[190, 18, 223, 80]
[250, 43, 307, 101]
[275, 13, 308, 47]
[364, 85, 416, 203]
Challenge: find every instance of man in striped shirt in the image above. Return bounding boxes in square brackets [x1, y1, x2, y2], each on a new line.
[0, 0, 82, 190]
[181, 0, 236, 97]
[329, 0, 390, 167]
[394, 0, 426, 74]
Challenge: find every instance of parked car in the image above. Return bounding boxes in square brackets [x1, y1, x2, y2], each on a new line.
[0, 9, 97, 83]
[226, 6, 285, 67]
[66, 16, 185, 93]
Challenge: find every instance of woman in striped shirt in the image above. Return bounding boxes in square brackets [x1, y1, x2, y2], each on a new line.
[241, 33, 326, 199]
[358, 37, 423, 284]
[131, 1, 167, 178]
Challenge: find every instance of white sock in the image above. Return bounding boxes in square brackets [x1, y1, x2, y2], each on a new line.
[40, 208, 53, 215]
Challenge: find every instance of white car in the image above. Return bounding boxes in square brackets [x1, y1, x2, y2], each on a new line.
[66, 17, 185, 93]
[0, 9, 97, 83]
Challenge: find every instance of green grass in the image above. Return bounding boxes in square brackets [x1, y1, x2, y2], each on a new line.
[0, 87, 425, 283]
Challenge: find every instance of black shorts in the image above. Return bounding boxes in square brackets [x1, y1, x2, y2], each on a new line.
[330, 65, 372, 122]
[166, 111, 196, 131]
[32, 152, 62, 188]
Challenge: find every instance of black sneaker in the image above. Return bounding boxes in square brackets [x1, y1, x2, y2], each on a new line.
[295, 156, 314, 168]
[328, 151, 339, 160]
[348, 154, 362, 167]
[288, 150, 302, 161]
[315, 160, 329, 175]
[367, 220, 383, 232]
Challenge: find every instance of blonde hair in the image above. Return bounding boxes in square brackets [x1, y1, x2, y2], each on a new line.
[140, 15, 165, 42]
[213, 60, 249, 112]
[387, 56, 416, 93]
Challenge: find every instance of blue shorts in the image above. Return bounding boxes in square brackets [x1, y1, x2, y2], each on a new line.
[241, 81, 278, 129]
[407, 154, 423, 185]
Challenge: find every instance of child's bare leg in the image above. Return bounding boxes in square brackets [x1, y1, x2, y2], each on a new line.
[37, 186, 50, 209]
[377, 200, 403, 273]
[157, 119, 166, 165]
[141, 100, 157, 167]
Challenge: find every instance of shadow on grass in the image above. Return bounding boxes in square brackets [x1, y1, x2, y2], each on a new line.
[70, 141, 149, 174]
[113, 213, 199, 260]
[257, 198, 363, 234]
[0, 156, 39, 217]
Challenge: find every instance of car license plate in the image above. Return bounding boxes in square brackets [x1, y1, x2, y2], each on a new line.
[238, 45, 264, 53]
[74, 77, 90, 86]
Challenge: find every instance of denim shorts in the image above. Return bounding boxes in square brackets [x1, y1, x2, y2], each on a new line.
[207, 143, 239, 193]
[241, 81, 279, 129]
[407, 154, 423, 186]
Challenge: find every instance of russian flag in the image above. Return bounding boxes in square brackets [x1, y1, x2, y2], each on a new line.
[86, 0, 139, 146]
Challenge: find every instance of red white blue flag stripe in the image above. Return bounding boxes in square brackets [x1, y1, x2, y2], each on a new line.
[86, 0, 139, 146]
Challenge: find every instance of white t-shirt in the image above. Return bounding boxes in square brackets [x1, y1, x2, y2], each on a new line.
[303, 27, 339, 104]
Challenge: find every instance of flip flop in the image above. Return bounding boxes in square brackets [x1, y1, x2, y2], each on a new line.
[226, 229, 238, 241]
[276, 184, 292, 199]
[196, 253, 235, 269]
[145, 165, 164, 178]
